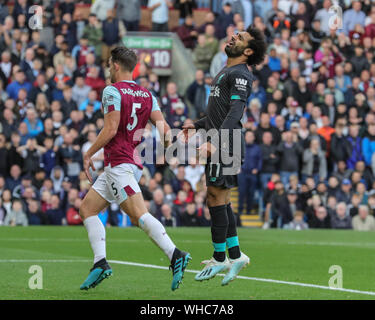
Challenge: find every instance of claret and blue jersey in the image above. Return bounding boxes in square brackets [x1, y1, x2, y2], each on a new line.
[101, 80, 161, 169]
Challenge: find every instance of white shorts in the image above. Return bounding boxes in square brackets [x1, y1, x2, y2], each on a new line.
[92, 163, 143, 205]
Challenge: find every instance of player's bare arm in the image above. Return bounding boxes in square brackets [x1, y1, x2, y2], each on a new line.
[150, 109, 172, 148]
[83, 110, 120, 183]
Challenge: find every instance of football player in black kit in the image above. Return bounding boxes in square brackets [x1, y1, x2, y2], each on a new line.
[182, 26, 267, 285]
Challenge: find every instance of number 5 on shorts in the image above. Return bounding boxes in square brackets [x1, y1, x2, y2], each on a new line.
[111, 182, 118, 196]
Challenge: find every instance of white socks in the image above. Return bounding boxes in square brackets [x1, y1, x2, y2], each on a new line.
[84, 216, 106, 264]
[83, 213, 176, 263]
[139, 212, 176, 261]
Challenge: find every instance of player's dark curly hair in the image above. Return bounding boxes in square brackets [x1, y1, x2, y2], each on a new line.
[246, 27, 267, 66]
[111, 46, 138, 72]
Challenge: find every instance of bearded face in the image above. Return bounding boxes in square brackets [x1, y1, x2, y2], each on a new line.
[224, 32, 251, 58]
[225, 40, 247, 58]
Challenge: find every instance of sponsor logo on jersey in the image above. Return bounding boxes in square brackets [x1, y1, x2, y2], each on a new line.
[120, 88, 150, 98]
[209, 86, 220, 97]
[235, 78, 247, 86]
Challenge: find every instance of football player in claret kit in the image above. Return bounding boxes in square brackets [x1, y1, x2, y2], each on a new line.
[182, 27, 267, 285]
[79, 47, 191, 291]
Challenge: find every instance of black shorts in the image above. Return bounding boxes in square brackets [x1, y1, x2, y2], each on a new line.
[205, 162, 238, 189]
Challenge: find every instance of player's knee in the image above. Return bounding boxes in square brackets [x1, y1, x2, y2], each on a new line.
[207, 189, 222, 206]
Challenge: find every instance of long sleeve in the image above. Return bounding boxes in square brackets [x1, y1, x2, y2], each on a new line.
[194, 117, 207, 130]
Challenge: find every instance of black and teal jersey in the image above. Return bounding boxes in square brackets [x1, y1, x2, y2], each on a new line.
[194, 63, 254, 132]
[194, 63, 254, 163]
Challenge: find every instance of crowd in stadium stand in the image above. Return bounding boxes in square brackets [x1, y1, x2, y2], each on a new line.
[2, 0, 375, 232]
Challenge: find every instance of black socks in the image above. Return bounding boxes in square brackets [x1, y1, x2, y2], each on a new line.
[226, 203, 241, 259]
[209, 205, 228, 262]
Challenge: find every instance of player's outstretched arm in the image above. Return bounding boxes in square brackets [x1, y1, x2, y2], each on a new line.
[83, 110, 120, 183]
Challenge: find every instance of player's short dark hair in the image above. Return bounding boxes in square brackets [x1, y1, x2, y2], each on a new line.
[111, 46, 138, 72]
[246, 27, 267, 66]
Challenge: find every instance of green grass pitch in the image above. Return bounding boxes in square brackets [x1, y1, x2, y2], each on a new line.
[1, 226, 375, 300]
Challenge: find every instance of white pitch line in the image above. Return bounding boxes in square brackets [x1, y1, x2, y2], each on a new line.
[0, 259, 91, 263]
[108, 259, 375, 297]
[1, 259, 375, 297]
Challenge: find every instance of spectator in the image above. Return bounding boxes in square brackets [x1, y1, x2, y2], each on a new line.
[362, 123, 375, 167]
[5, 164, 21, 192]
[255, 112, 281, 145]
[6, 70, 31, 100]
[301, 138, 327, 184]
[343, 1, 366, 36]
[117, 0, 141, 31]
[72, 76, 91, 107]
[173, 190, 187, 224]
[330, 123, 351, 166]
[185, 157, 204, 192]
[350, 46, 369, 77]
[40, 137, 56, 177]
[238, 130, 262, 215]
[346, 124, 364, 169]
[271, 180, 293, 228]
[27, 199, 46, 225]
[57, 133, 81, 181]
[352, 205, 375, 231]
[199, 206, 211, 227]
[66, 198, 83, 225]
[337, 178, 353, 204]
[17, 138, 45, 175]
[174, 0, 197, 25]
[90, 0, 115, 21]
[0, 197, 5, 225]
[177, 16, 198, 50]
[365, 12, 375, 39]
[277, 131, 302, 186]
[23, 108, 44, 138]
[101, 9, 125, 63]
[148, 0, 172, 32]
[231, 0, 253, 28]
[309, 205, 331, 229]
[180, 202, 199, 227]
[161, 82, 188, 123]
[193, 34, 214, 73]
[283, 210, 308, 230]
[186, 69, 209, 118]
[0, 134, 7, 176]
[331, 202, 352, 229]
[159, 203, 176, 227]
[45, 194, 65, 225]
[72, 36, 96, 69]
[82, 14, 103, 59]
[313, 0, 333, 35]
[259, 131, 279, 190]
[79, 89, 101, 113]
[149, 188, 164, 221]
[4, 199, 28, 226]
[215, 2, 234, 38]
[85, 67, 106, 98]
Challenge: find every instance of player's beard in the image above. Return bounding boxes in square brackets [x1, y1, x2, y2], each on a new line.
[225, 44, 246, 58]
